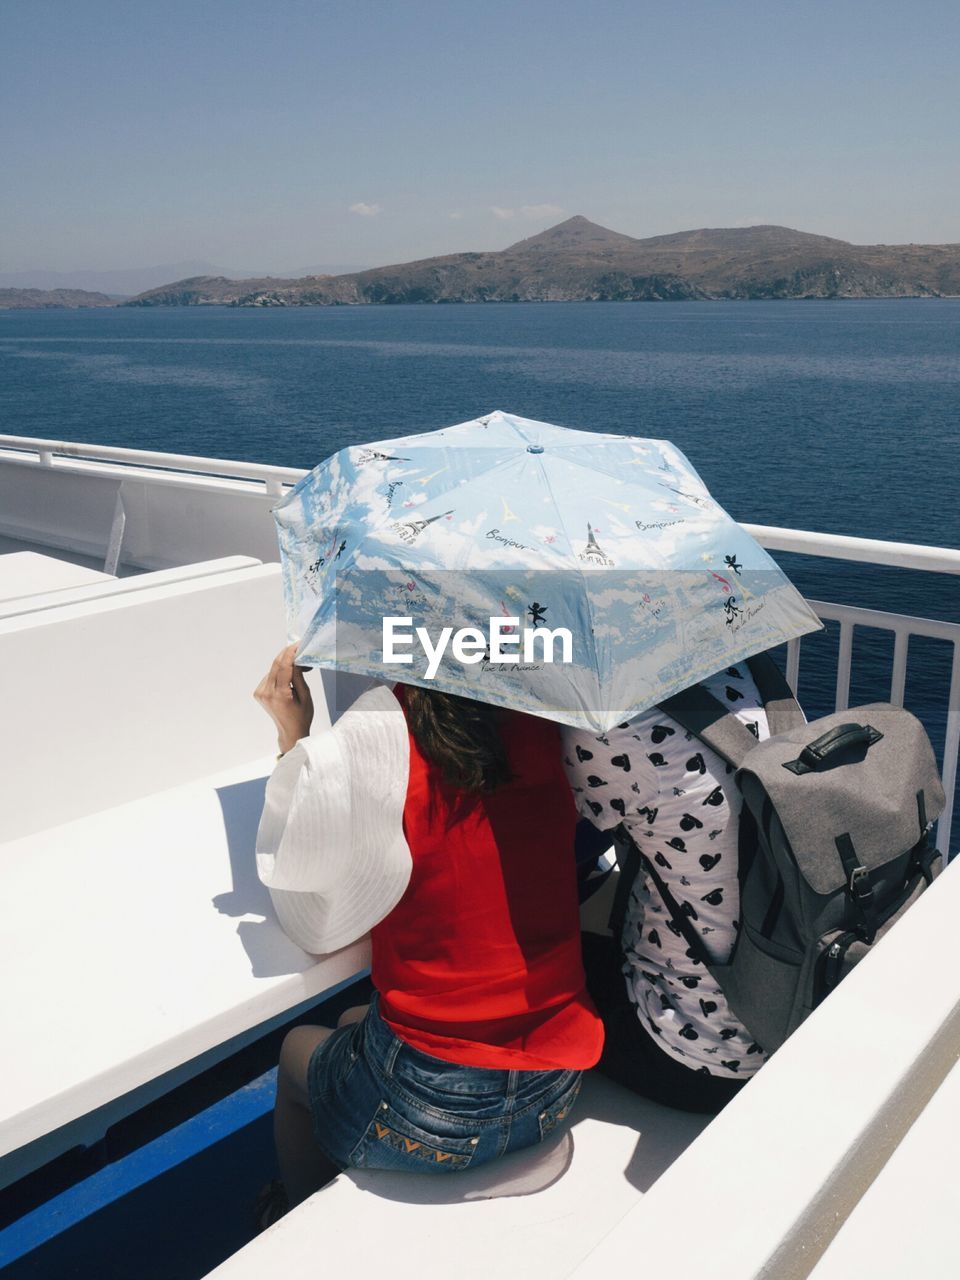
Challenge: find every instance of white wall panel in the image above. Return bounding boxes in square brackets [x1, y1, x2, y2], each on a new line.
[0, 565, 294, 838]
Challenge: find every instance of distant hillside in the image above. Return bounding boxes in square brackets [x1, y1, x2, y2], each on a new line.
[124, 216, 960, 307]
[0, 263, 232, 297]
[0, 287, 114, 309]
[124, 274, 329, 307]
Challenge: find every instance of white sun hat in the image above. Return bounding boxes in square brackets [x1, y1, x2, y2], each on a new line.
[256, 684, 412, 954]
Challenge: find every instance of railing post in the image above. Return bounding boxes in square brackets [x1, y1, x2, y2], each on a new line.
[937, 642, 960, 861]
[786, 638, 801, 696]
[264, 477, 284, 499]
[103, 492, 126, 577]
[807, 600, 957, 864]
[890, 632, 909, 707]
[38, 449, 53, 466]
[835, 622, 854, 713]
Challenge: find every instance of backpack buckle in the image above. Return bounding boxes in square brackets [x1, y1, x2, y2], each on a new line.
[848, 865, 871, 899]
[836, 836, 878, 944]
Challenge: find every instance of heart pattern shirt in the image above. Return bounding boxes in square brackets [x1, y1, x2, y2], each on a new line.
[563, 664, 771, 1077]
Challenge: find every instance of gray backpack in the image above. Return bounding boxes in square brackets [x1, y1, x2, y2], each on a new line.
[617, 653, 946, 1054]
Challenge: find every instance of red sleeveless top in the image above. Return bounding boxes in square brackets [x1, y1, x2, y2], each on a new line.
[370, 691, 603, 1071]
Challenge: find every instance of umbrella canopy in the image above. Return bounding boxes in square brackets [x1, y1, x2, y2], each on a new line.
[274, 411, 822, 731]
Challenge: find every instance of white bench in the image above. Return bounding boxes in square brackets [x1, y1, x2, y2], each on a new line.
[0, 565, 372, 1186]
[204, 858, 960, 1280]
[0, 758, 370, 1188]
[206, 1072, 711, 1280]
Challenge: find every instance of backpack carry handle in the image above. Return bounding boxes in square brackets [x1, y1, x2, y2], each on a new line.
[783, 723, 884, 775]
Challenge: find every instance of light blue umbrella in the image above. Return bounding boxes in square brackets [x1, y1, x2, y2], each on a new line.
[274, 410, 821, 731]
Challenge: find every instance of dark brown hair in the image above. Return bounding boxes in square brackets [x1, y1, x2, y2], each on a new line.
[403, 686, 513, 793]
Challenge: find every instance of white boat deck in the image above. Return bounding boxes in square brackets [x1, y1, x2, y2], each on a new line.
[207, 857, 960, 1280]
[0, 550, 113, 601]
[1, 434, 958, 1276]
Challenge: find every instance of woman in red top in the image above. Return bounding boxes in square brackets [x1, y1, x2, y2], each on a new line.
[254, 646, 603, 1214]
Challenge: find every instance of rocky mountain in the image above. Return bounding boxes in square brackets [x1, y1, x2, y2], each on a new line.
[123, 216, 960, 306]
[0, 288, 115, 309]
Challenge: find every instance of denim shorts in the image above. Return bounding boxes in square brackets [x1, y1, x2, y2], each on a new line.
[306, 994, 583, 1173]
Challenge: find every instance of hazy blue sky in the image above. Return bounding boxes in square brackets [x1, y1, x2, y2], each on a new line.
[3, 0, 959, 273]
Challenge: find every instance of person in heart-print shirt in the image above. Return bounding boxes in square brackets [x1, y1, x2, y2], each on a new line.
[564, 663, 774, 1113]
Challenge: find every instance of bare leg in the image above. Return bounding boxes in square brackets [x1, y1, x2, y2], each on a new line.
[274, 1025, 342, 1207]
[337, 1004, 369, 1027]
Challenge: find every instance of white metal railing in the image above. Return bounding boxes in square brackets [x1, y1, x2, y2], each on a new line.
[787, 600, 960, 859]
[741, 522, 960, 576]
[2, 434, 958, 851]
[0, 433, 304, 498]
[3, 435, 960, 574]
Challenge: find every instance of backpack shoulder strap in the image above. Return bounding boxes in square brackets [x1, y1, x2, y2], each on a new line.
[657, 683, 758, 770]
[606, 826, 713, 970]
[635, 840, 714, 968]
[746, 651, 806, 735]
[607, 827, 641, 941]
[658, 650, 806, 766]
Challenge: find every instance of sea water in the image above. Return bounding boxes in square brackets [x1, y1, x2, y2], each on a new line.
[1, 298, 958, 751]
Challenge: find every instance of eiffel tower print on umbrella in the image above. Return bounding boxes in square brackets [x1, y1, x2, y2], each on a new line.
[579, 523, 614, 567]
[393, 510, 456, 545]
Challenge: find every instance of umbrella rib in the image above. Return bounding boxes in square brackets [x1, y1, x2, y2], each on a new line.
[546, 448, 707, 505]
[394, 449, 521, 518]
[533, 453, 602, 711]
